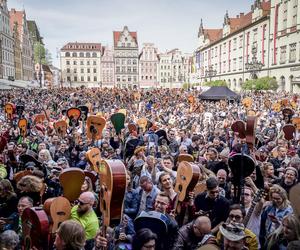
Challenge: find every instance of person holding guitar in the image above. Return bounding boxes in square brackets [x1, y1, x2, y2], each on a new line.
[71, 191, 99, 249]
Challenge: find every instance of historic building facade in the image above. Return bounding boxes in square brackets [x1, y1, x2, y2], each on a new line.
[12, 22, 22, 80]
[101, 46, 114, 87]
[9, 9, 34, 81]
[60, 42, 102, 87]
[139, 43, 159, 88]
[113, 26, 139, 89]
[0, 0, 15, 79]
[195, 0, 300, 93]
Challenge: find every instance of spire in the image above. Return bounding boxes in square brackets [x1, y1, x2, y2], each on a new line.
[198, 19, 204, 38]
[223, 10, 230, 26]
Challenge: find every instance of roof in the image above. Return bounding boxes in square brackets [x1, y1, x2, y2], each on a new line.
[113, 27, 138, 47]
[204, 29, 223, 43]
[229, 12, 252, 33]
[61, 42, 102, 51]
[198, 86, 240, 100]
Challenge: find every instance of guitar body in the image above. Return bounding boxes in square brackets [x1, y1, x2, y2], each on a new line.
[22, 207, 49, 250]
[50, 197, 71, 233]
[19, 150, 42, 168]
[5, 102, 15, 120]
[86, 115, 106, 140]
[245, 116, 257, 149]
[231, 120, 246, 139]
[34, 114, 45, 124]
[174, 161, 200, 202]
[67, 107, 81, 127]
[53, 120, 68, 138]
[18, 118, 28, 137]
[78, 105, 89, 121]
[59, 168, 85, 202]
[99, 160, 127, 227]
[242, 97, 252, 109]
[86, 147, 102, 173]
[111, 113, 125, 135]
[178, 154, 194, 163]
[137, 117, 148, 132]
[282, 124, 295, 141]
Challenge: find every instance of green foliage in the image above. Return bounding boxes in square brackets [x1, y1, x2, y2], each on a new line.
[182, 83, 192, 89]
[242, 77, 278, 91]
[205, 80, 227, 87]
[34, 42, 52, 65]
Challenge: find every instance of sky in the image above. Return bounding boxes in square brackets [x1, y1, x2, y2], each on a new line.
[8, 0, 252, 68]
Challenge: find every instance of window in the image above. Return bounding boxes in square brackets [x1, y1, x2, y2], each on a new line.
[66, 61, 70, 65]
[289, 43, 296, 62]
[79, 52, 84, 57]
[128, 67, 131, 73]
[86, 52, 90, 58]
[67, 76, 71, 82]
[67, 68, 70, 73]
[128, 59, 131, 65]
[74, 76, 77, 82]
[122, 66, 126, 72]
[133, 67, 137, 73]
[280, 46, 287, 64]
[87, 68, 90, 73]
[239, 35, 243, 48]
[92, 52, 97, 57]
[233, 38, 237, 50]
[233, 58, 237, 71]
[87, 61, 90, 65]
[239, 57, 243, 70]
[93, 68, 97, 73]
[133, 59, 137, 65]
[80, 61, 84, 65]
[72, 52, 77, 57]
[94, 76, 97, 81]
[81, 69, 84, 73]
[87, 76, 90, 81]
[65, 52, 70, 57]
[81, 76, 84, 81]
[93, 61, 96, 65]
[116, 67, 120, 73]
[253, 29, 258, 42]
[73, 61, 77, 65]
[116, 59, 120, 65]
[74, 68, 77, 73]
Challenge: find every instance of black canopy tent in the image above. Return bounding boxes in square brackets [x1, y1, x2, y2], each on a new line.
[198, 86, 240, 101]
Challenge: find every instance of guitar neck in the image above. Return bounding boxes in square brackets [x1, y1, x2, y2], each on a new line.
[243, 192, 262, 227]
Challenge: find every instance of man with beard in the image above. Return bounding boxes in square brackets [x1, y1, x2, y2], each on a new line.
[71, 191, 99, 248]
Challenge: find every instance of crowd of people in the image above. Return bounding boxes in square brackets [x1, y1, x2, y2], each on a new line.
[0, 87, 300, 250]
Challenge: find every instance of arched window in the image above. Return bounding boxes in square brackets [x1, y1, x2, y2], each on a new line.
[86, 52, 91, 58]
[72, 52, 77, 57]
[65, 52, 70, 57]
[79, 52, 84, 57]
[92, 52, 97, 57]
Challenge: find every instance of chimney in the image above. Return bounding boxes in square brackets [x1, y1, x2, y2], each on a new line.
[236, 15, 239, 18]
[240, 12, 244, 17]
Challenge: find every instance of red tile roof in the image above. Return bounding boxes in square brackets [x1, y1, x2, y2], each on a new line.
[61, 42, 101, 51]
[204, 29, 223, 43]
[113, 30, 138, 47]
[229, 11, 252, 32]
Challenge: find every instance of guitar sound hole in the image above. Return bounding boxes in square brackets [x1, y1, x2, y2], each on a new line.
[178, 185, 182, 192]
[57, 212, 66, 216]
[180, 175, 186, 181]
[103, 200, 107, 211]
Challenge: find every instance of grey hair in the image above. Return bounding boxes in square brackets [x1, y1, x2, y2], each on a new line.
[0, 230, 20, 249]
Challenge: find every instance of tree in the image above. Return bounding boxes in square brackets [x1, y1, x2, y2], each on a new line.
[205, 80, 227, 87]
[242, 77, 278, 91]
[33, 42, 53, 65]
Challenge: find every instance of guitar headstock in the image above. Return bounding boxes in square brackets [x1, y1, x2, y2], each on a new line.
[18, 118, 28, 137]
[4, 102, 15, 120]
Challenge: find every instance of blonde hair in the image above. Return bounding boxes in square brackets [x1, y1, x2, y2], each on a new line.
[39, 149, 52, 162]
[17, 175, 43, 193]
[269, 184, 290, 208]
[0, 179, 16, 199]
[57, 220, 86, 250]
[267, 214, 300, 250]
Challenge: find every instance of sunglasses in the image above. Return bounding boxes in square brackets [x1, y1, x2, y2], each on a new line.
[76, 200, 90, 206]
[229, 214, 242, 220]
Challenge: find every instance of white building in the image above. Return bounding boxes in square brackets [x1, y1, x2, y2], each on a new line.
[139, 43, 159, 88]
[158, 51, 172, 88]
[113, 26, 139, 89]
[60, 42, 102, 88]
[196, 0, 300, 93]
[0, 0, 15, 79]
[101, 46, 114, 88]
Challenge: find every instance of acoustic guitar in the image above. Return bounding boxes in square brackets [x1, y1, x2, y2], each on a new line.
[242, 97, 252, 109]
[33, 114, 45, 124]
[178, 154, 194, 163]
[86, 115, 106, 142]
[86, 147, 102, 173]
[66, 107, 81, 127]
[282, 124, 295, 141]
[18, 118, 28, 138]
[22, 207, 50, 250]
[174, 161, 200, 202]
[272, 102, 281, 113]
[292, 117, 300, 130]
[59, 168, 85, 202]
[111, 113, 125, 135]
[53, 120, 68, 138]
[4, 102, 15, 120]
[16, 104, 25, 118]
[99, 159, 127, 241]
[231, 120, 246, 139]
[245, 116, 257, 150]
[137, 117, 148, 132]
[50, 197, 71, 233]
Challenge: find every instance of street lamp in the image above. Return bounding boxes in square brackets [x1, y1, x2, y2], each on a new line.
[245, 43, 264, 79]
[205, 65, 217, 82]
